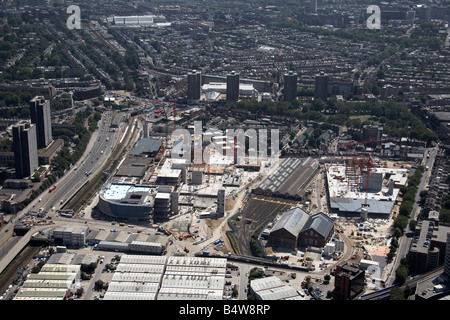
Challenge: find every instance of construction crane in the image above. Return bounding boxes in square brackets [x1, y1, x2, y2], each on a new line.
[337, 140, 382, 207]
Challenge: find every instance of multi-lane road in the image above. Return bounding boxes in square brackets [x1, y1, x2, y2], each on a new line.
[0, 111, 127, 274]
[37, 111, 125, 214]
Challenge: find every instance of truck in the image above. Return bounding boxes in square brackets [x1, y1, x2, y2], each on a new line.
[49, 186, 56, 193]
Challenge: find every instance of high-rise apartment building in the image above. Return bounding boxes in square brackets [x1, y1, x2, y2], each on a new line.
[226, 71, 240, 101]
[187, 70, 201, 100]
[314, 72, 329, 101]
[13, 122, 38, 178]
[283, 71, 298, 101]
[310, 0, 317, 13]
[29, 96, 52, 149]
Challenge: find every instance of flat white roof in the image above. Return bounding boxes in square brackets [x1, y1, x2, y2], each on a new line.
[157, 287, 223, 300]
[103, 292, 157, 300]
[107, 282, 159, 293]
[115, 264, 165, 274]
[111, 272, 163, 283]
[103, 184, 152, 200]
[119, 254, 167, 265]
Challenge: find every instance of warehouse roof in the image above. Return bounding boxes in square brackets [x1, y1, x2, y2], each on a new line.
[107, 282, 160, 293]
[255, 157, 318, 197]
[157, 287, 223, 300]
[129, 138, 161, 156]
[250, 276, 301, 300]
[330, 197, 395, 215]
[111, 272, 163, 283]
[115, 263, 165, 274]
[270, 207, 310, 237]
[103, 292, 157, 300]
[303, 212, 335, 238]
[119, 254, 167, 265]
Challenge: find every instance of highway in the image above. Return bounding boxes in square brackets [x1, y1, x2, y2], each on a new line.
[36, 111, 125, 214]
[0, 111, 127, 274]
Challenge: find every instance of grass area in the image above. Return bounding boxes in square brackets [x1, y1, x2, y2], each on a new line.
[349, 115, 372, 121]
[226, 231, 240, 255]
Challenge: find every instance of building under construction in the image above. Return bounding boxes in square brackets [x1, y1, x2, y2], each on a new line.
[325, 162, 408, 218]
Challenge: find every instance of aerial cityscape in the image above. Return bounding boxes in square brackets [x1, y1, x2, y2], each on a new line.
[0, 0, 449, 306]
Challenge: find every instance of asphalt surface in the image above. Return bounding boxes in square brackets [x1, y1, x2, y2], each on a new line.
[386, 146, 438, 286]
[37, 111, 125, 213]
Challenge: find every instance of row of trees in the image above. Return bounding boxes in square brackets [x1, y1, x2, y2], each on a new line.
[388, 167, 425, 299]
[227, 99, 438, 145]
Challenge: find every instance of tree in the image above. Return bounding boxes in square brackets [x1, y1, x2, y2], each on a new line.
[395, 265, 408, 285]
[390, 287, 406, 300]
[394, 215, 408, 232]
[94, 280, 104, 291]
[409, 220, 418, 232]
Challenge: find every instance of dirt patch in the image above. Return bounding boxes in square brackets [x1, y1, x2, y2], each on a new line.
[264, 246, 278, 255]
[206, 218, 223, 230]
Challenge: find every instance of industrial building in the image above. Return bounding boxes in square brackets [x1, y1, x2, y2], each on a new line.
[201, 82, 258, 99]
[268, 207, 334, 249]
[249, 275, 302, 300]
[87, 228, 169, 253]
[158, 256, 227, 300]
[128, 137, 162, 157]
[103, 255, 227, 300]
[52, 225, 89, 247]
[254, 157, 319, 199]
[14, 264, 80, 300]
[325, 165, 405, 217]
[111, 15, 165, 26]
